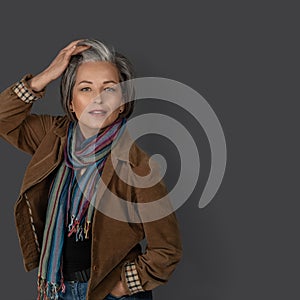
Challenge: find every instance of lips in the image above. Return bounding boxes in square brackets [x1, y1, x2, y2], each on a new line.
[88, 109, 107, 115]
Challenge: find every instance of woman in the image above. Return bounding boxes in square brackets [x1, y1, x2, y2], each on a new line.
[0, 39, 182, 300]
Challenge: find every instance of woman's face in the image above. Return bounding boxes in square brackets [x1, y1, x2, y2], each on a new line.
[70, 61, 125, 138]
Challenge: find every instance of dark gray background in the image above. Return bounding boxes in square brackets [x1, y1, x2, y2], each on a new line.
[0, 1, 299, 299]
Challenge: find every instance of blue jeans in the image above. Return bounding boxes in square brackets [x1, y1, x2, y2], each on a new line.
[58, 281, 153, 300]
[58, 281, 88, 300]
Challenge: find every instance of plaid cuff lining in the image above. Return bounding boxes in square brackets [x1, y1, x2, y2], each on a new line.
[125, 262, 143, 294]
[13, 80, 40, 103]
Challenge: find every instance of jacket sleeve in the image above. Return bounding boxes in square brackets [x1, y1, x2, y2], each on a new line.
[0, 74, 57, 155]
[120, 157, 183, 294]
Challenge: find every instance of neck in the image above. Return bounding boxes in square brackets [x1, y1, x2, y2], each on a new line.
[77, 123, 106, 139]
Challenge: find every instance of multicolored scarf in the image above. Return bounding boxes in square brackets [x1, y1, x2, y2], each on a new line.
[37, 117, 126, 300]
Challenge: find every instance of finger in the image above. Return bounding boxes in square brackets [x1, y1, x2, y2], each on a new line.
[71, 45, 91, 55]
[63, 42, 90, 56]
[64, 44, 87, 54]
[60, 45, 90, 62]
[62, 39, 85, 51]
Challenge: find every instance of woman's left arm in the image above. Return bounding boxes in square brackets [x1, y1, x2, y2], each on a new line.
[120, 178, 183, 295]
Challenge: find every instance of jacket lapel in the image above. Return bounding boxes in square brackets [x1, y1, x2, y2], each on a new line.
[89, 129, 143, 286]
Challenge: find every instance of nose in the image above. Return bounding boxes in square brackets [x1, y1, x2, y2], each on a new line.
[93, 93, 103, 104]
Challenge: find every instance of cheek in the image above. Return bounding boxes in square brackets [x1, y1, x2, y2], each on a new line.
[110, 97, 124, 111]
[72, 97, 90, 116]
[72, 103, 82, 118]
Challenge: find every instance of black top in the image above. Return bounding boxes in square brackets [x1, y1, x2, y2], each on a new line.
[62, 229, 92, 274]
[62, 132, 95, 274]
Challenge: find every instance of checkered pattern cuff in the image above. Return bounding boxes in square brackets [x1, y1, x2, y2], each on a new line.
[13, 80, 40, 103]
[124, 262, 144, 294]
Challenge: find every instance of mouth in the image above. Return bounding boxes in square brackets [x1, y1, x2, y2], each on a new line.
[88, 109, 107, 116]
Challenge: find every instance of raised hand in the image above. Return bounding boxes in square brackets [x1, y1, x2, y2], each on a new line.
[29, 40, 90, 92]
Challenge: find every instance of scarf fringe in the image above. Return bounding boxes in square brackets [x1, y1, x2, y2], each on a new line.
[67, 219, 91, 241]
[37, 277, 65, 300]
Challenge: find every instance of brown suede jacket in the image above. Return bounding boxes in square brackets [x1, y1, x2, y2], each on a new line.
[0, 76, 182, 300]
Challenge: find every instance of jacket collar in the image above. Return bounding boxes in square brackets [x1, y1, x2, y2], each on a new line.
[21, 116, 139, 194]
[53, 116, 138, 167]
[53, 116, 69, 138]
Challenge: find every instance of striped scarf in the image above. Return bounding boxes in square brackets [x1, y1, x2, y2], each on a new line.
[37, 117, 126, 300]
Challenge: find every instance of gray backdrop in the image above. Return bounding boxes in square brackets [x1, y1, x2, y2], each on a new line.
[0, 1, 299, 299]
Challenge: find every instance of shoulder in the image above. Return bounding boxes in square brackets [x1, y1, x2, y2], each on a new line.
[129, 142, 153, 176]
[114, 130, 164, 185]
[50, 115, 70, 137]
[113, 128, 153, 176]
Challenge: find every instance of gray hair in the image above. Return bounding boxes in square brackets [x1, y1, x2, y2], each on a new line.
[60, 39, 135, 121]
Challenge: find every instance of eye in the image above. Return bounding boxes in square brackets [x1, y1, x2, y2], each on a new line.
[104, 86, 116, 92]
[80, 87, 92, 92]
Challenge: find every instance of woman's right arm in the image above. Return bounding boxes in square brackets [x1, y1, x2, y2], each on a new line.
[0, 40, 90, 155]
[0, 75, 57, 154]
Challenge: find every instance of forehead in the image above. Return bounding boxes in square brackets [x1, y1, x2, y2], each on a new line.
[75, 61, 120, 83]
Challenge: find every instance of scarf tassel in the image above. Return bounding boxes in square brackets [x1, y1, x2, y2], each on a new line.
[37, 277, 65, 300]
[84, 220, 91, 239]
[67, 218, 92, 241]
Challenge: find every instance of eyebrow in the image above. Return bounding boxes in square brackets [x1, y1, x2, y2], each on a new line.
[77, 80, 118, 85]
[78, 80, 93, 85]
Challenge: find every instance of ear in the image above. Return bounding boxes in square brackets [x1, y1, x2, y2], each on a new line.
[69, 101, 74, 112]
[119, 103, 125, 114]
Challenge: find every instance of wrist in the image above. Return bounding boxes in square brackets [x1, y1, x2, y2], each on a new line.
[13, 74, 45, 103]
[29, 71, 51, 92]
